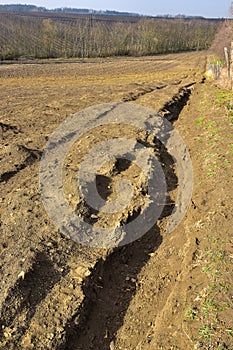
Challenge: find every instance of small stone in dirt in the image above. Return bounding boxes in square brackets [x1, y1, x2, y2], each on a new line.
[18, 271, 25, 279]
[110, 341, 115, 350]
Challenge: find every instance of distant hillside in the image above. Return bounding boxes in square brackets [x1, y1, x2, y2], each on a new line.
[0, 4, 140, 16]
[0, 4, 211, 18]
[209, 20, 233, 60]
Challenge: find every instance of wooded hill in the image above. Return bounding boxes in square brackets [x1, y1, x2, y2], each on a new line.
[0, 11, 221, 60]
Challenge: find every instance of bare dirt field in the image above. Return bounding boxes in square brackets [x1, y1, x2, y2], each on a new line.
[0, 52, 232, 350]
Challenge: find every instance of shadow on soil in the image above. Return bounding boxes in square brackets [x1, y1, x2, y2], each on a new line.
[61, 225, 162, 350]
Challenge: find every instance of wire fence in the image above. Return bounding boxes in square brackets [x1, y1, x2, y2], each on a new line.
[208, 42, 233, 89]
[208, 61, 221, 79]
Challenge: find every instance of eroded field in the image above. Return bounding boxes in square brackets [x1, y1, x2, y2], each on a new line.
[0, 52, 232, 350]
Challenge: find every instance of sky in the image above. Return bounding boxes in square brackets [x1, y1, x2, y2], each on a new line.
[0, 0, 231, 18]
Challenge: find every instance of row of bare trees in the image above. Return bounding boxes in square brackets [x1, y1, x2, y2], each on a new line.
[0, 12, 220, 60]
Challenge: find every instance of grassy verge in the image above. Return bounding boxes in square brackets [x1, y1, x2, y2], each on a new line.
[183, 83, 233, 350]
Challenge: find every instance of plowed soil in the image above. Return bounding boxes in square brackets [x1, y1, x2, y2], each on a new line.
[0, 52, 232, 350]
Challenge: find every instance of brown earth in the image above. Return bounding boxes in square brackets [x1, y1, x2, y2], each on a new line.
[0, 51, 232, 350]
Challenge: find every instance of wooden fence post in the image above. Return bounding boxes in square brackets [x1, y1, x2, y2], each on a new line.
[231, 42, 233, 66]
[224, 47, 231, 78]
[231, 42, 233, 89]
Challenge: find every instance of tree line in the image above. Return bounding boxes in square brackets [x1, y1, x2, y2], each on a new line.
[0, 12, 220, 60]
[0, 4, 140, 16]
